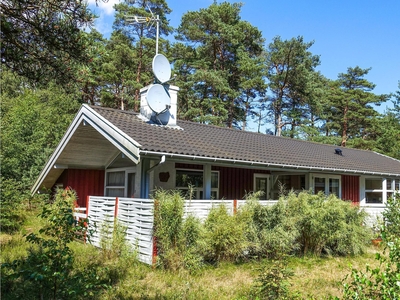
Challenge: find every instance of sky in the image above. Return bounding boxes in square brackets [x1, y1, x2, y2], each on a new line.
[88, 0, 400, 115]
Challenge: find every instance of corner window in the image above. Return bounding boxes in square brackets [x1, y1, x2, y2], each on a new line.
[176, 169, 219, 199]
[365, 178, 399, 205]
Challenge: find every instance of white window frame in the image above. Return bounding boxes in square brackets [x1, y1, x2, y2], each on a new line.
[311, 173, 342, 198]
[253, 174, 270, 200]
[175, 168, 219, 199]
[104, 167, 136, 198]
[363, 177, 399, 206]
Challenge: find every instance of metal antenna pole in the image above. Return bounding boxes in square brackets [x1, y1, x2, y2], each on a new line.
[126, 6, 159, 55]
[156, 15, 159, 55]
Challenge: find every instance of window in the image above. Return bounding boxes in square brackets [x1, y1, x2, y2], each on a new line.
[105, 168, 136, 198]
[312, 174, 341, 197]
[176, 169, 219, 199]
[271, 174, 306, 199]
[365, 178, 399, 205]
[254, 174, 270, 200]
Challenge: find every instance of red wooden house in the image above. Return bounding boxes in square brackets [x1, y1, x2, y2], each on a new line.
[32, 85, 400, 223]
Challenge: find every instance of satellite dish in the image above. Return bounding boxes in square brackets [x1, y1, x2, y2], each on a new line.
[146, 84, 171, 114]
[152, 54, 171, 83]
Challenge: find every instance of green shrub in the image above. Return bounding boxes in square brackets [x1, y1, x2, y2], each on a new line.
[0, 177, 27, 233]
[153, 189, 185, 270]
[342, 193, 400, 299]
[286, 191, 370, 256]
[251, 256, 298, 300]
[246, 198, 299, 259]
[201, 204, 248, 263]
[1, 188, 107, 299]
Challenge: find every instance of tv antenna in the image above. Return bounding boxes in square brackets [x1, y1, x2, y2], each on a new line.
[125, 6, 160, 54]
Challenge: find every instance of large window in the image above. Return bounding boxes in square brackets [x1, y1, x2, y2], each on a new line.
[105, 168, 136, 198]
[271, 174, 306, 199]
[365, 178, 399, 204]
[176, 169, 219, 199]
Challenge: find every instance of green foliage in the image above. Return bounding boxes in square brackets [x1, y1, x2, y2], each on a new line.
[341, 193, 400, 299]
[0, 81, 80, 189]
[1, 189, 106, 299]
[243, 198, 299, 259]
[1, 0, 100, 86]
[265, 36, 320, 136]
[0, 178, 27, 233]
[100, 219, 132, 261]
[175, 1, 265, 128]
[286, 191, 370, 256]
[153, 189, 203, 271]
[201, 204, 248, 263]
[252, 257, 298, 300]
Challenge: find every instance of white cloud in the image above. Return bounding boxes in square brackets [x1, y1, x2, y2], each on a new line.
[88, 0, 121, 16]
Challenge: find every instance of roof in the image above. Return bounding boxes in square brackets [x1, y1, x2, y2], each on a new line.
[91, 105, 400, 177]
[32, 104, 400, 194]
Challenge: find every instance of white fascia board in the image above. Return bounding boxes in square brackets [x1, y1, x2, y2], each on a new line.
[81, 104, 141, 161]
[31, 104, 142, 195]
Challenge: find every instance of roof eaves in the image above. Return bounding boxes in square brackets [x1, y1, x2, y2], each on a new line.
[139, 150, 400, 177]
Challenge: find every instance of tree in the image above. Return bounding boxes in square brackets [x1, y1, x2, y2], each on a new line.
[78, 30, 107, 105]
[0, 0, 102, 86]
[330, 66, 389, 147]
[99, 32, 137, 110]
[113, 0, 172, 111]
[0, 75, 80, 189]
[265, 36, 320, 136]
[175, 1, 265, 128]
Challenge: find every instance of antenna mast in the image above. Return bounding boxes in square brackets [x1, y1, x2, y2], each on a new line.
[125, 6, 160, 54]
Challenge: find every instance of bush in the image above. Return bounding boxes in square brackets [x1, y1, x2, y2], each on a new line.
[201, 204, 248, 263]
[243, 198, 299, 259]
[0, 177, 27, 233]
[286, 191, 370, 256]
[153, 189, 204, 271]
[342, 193, 400, 299]
[251, 256, 298, 300]
[1, 188, 107, 299]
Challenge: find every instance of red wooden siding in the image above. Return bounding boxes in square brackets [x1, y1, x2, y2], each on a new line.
[175, 163, 270, 200]
[213, 166, 270, 200]
[341, 175, 360, 204]
[56, 169, 105, 207]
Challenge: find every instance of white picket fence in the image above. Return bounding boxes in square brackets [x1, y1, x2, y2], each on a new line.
[77, 197, 278, 265]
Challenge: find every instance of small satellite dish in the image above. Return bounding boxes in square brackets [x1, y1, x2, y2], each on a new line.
[146, 84, 171, 114]
[152, 54, 171, 83]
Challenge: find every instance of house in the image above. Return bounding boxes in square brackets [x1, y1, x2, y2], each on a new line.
[32, 84, 400, 224]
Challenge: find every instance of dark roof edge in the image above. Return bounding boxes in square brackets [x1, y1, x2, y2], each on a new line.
[139, 150, 400, 177]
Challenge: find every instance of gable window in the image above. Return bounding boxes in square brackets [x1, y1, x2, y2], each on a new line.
[176, 169, 219, 199]
[365, 178, 399, 204]
[105, 168, 136, 198]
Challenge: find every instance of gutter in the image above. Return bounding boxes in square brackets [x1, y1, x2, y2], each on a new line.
[139, 150, 400, 178]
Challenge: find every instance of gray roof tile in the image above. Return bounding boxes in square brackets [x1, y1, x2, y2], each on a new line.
[92, 106, 400, 177]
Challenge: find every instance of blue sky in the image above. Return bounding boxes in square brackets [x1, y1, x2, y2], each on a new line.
[89, 0, 400, 114]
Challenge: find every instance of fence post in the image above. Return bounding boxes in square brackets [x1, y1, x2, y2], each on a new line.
[114, 197, 119, 218]
[233, 199, 238, 215]
[152, 199, 158, 267]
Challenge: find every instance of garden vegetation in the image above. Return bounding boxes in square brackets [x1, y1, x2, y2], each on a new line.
[2, 189, 399, 299]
